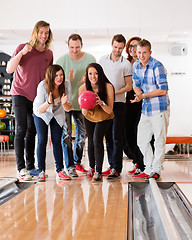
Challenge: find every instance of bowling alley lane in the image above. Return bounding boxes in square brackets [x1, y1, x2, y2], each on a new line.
[0, 151, 192, 239]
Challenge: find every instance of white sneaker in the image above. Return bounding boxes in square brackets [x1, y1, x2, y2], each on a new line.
[19, 168, 32, 181]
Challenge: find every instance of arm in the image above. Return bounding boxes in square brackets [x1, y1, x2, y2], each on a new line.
[143, 89, 168, 98]
[6, 43, 32, 73]
[61, 94, 71, 111]
[78, 84, 89, 117]
[78, 72, 86, 84]
[67, 69, 74, 82]
[97, 83, 114, 114]
[115, 76, 132, 95]
[64, 80, 72, 111]
[38, 92, 53, 113]
[131, 87, 168, 103]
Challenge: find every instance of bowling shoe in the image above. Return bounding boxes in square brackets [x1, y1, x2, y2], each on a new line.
[102, 167, 112, 176]
[75, 164, 88, 173]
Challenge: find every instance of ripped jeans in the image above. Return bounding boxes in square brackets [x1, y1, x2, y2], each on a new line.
[62, 111, 86, 170]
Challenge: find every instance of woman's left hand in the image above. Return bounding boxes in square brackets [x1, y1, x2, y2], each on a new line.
[96, 93, 103, 106]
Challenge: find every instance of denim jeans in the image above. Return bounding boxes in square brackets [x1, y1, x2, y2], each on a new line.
[34, 115, 64, 172]
[105, 102, 125, 173]
[62, 111, 86, 170]
[12, 95, 36, 171]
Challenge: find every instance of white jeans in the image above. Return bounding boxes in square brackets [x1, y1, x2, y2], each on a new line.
[137, 111, 169, 175]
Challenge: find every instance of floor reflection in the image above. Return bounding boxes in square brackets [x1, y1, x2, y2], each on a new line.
[29, 178, 129, 239]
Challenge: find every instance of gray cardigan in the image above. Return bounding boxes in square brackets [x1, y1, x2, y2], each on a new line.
[33, 80, 72, 127]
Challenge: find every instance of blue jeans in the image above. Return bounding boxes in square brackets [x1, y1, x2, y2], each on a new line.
[34, 115, 64, 172]
[62, 111, 86, 170]
[12, 95, 36, 171]
[105, 102, 125, 173]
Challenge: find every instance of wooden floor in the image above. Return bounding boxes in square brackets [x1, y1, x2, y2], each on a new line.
[0, 149, 192, 240]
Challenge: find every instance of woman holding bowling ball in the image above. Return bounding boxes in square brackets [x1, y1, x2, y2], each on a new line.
[79, 63, 114, 183]
[33, 64, 72, 182]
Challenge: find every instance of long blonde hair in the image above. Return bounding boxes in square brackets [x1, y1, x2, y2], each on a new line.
[29, 20, 53, 49]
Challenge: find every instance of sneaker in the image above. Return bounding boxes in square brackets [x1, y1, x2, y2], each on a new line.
[133, 168, 141, 175]
[92, 172, 102, 183]
[19, 168, 32, 181]
[148, 172, 160, 180]
[68, 168, 78, 178]
[28, 168, 48, 178]
[133, 172, 149, 179]
[75, 164, 88, 173]
[38, 171, 46, 182]
[57, 170, 71, 180]
[28, 168, 40, 177]
[107, 168, 120, 179]
[102, 167, 112, 176]
[128, 164, 138, 174]
[86, 168, 95, 178]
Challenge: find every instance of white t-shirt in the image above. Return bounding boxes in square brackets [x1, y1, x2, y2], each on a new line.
[99, 54, 132, 103]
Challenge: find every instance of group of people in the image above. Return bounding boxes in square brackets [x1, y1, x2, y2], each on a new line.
[6, 20, 170, 183]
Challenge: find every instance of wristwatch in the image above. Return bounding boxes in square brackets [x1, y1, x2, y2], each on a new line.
[142, 93, 146, 99]
[47, 100, 51, 105]
[102, 101, 106, 106]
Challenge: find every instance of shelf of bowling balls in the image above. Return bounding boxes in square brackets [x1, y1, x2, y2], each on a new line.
[0, 116, 15, 149]
[0, 116, 14, 120]
[0, 116, 15, 135]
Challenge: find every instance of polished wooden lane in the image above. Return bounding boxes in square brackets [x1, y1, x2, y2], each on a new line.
[0, 152, 129, 239]
[0, 151, 192, 239]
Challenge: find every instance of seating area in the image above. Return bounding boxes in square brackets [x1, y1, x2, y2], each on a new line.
[0, 135, 9, 156]
[166, 136, 192, 158]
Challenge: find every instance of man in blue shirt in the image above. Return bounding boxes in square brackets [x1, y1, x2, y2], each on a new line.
[131, 39, 170, 180]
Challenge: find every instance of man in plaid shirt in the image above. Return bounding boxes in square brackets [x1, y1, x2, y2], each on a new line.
[131, 39, 170, 180]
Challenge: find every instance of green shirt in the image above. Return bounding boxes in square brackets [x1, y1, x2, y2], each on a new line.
[56, 53, 96, 110]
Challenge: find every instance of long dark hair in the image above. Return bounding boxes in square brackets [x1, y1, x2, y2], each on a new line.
[126, 36, 141, 63]
[45, 64, 65, 98]
[85, 63, 112, 102]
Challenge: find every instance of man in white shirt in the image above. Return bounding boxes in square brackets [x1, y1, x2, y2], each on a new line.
[99, 34, 132, 178]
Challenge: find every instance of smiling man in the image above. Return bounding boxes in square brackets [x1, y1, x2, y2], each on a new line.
[99, 34, 132, 179]
[131, 39, 170, 180]
[6, 20, 53, 181]
[56, 34, 96, 178]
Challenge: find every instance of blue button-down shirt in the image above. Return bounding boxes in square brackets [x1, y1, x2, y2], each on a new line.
[132, 56, 170, 116]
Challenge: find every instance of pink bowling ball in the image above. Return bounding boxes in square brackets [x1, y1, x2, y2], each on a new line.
[78, 90, 97, 110]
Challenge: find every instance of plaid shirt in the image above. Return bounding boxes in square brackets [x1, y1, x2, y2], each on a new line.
[133, 56, 170, 116]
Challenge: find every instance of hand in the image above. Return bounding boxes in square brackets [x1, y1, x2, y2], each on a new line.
[78, 73, 86, 84]
[68, 69, 74, 82]
[48, 92, 53, 104]
[61, 93, 68, 105]
[21, 43, 32, 55]
[95, 93, 103, 106]
[130, 94, 142, 103]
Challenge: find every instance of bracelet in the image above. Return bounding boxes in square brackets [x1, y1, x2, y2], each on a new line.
[142, 93, 146, 99]
[101, 101, 106, 106]
[47, 100, 51, 105]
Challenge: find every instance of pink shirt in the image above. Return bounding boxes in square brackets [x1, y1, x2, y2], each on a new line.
[10, 43, 53, 101]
